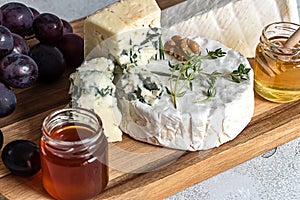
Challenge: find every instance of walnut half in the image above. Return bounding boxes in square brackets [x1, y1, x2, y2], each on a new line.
[164, 35, 201, 61]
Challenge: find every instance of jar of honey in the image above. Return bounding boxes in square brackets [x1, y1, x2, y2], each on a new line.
[254, 22, 300, 103]
[40, 108, 108, 200]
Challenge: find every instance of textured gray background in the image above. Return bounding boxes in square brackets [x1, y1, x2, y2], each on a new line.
[0, 0, 117, 21]
[1, 0, 299, 199]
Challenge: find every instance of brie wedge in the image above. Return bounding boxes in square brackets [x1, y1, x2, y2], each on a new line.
[162, 0, 299, 57]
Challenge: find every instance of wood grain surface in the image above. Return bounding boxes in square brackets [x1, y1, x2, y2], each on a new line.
[1, 0, 300, 199]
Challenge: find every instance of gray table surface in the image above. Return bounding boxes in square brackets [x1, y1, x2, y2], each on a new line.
[1, 0, 299, 199]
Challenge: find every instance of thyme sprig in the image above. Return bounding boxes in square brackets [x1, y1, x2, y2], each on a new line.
[206, 48, 226, 59]
[231, 64, 251, 83]
[165, 48, 250, 108]
[196, 64, 251, 103]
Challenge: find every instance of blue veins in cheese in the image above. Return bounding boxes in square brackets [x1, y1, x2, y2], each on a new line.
[69, 57, 122, 142]
[97, 27, 162, 70]
[116, 68, 164, 106]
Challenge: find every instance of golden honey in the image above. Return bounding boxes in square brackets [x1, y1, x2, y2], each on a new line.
[253, 22, 300, 103]
[40, 108, 108, 200]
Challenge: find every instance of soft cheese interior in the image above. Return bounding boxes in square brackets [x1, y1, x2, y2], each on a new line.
[69, 58, 122, 142]
[117, 37, 254, 151]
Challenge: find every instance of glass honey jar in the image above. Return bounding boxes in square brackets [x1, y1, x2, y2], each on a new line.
[40, 108, 108, 200]
[253, 22, 300, 103]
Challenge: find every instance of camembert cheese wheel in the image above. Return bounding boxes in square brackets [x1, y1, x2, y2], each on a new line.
[116, 36, 254, 151]
[69, 34, 254, 150]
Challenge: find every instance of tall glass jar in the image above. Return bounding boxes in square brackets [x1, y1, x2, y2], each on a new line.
[253, 22, 300, 103]
[40, 108, 108, 200]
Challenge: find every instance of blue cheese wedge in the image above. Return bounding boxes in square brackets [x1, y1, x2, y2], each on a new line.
[116, 37, 254, 151]
[84, 0, 161, 65]
[69, 57, 122, 142]
[98, 26, 161, 70]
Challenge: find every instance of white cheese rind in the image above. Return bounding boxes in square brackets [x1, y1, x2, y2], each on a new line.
[117, 37, 254, 151]
[69, 57, 122, 142]
[163, 0, 299, 58]
[161, 0, 239, 27]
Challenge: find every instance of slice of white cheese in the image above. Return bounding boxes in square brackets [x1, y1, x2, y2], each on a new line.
[117, 37, 254, 151]
[84, 0, 161, 61]
[69, 57, 122, 142]
[162, 0, 299, 57]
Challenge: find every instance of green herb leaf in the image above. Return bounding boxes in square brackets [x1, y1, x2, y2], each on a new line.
[165, 47, 250, 108]
[159, 36, 165, 60]
[165, 86, 172, 95]
[177, 91, 187, 97]
[206, 48, 226, 59]
[230, 64, 250, 83]
[189, 81, 193, 91]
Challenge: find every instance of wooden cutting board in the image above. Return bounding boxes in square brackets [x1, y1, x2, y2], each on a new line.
[1, 0, 300, 199]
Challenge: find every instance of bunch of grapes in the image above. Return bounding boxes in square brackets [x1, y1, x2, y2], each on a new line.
[1, 2, 85, 177]
[0, 2, 84, 118]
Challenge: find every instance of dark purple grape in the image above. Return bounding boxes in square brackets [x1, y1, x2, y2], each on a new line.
[0, 53, 38, 88]
[1, 140, 40, 177]
[0, 10, 2, 24]
[0, 81, 16, 118]
[0, 25, 14, 58]
[29, 7, 40, 19]
[56, 33, 83, 68]
[25, 7, 40, 37]
[0, 2, 33, 37]
[61, 19, 73, 34]
[12, 33, 30, 55]
[0, 129, 3, 150]
[30, 44, 66, 83]
[33, 13, 63, 44]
